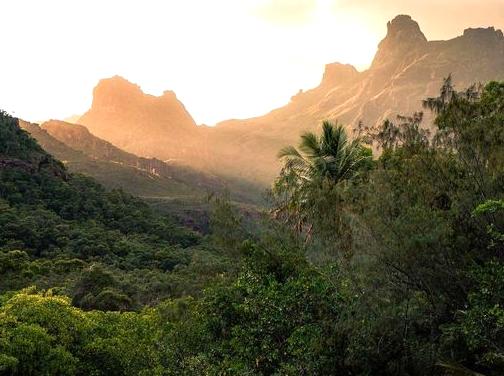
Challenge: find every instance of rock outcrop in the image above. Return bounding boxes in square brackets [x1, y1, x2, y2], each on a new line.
[79, 76, 199, 160]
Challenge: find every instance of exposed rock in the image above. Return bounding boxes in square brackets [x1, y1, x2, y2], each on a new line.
[43, 120, 123, 161]
[320, 63, 360, 88]
[209, 15, 504, 184]
[0, 158, 35, 173]
[78, 76, 199, 160]
[76, 16, 504, 186]
[462, 27, 504, 43]
[371, 15, 428, 70]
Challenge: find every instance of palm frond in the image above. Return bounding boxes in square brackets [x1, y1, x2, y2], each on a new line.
[299, 132, 322, 158]
[278, 145, 303, 159]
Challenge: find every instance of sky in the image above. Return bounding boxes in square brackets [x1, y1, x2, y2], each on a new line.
[1, 0, 503, 125]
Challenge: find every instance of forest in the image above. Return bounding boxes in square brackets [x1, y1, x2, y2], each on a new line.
[0, 79, 503, 375]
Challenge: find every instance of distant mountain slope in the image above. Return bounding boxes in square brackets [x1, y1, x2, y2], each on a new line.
[42, 119, 226, 194]
[18, 119, 84, 163]
[19, 120, 225, 199]
[76, 15, 504, 185]
[209, 15, 504, 183]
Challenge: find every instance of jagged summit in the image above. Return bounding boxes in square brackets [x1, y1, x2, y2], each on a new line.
[96, 75, 141, 90]
[87, 76, 190, 116]
[162, 90, 177, 98]
[371, 15, 427, 69]
[91, 76, 142, 105]
[79, 76, 198, 160]
[461, 27, 504, 47]
[385, 15, 427, 43]
[74, 15, 504, 186]
[320, 63, 359, 87]
[209, 15, 504, 184]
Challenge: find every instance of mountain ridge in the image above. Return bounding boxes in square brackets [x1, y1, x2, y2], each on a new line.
[76, 15, 504, 185]
[207, 15, 504, 183]
[19, 119, 230, 200]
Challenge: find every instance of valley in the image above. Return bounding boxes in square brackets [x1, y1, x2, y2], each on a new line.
[1, 10, 504, 376]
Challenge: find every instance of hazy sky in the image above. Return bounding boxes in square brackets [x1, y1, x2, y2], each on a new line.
[2, 0, 503, 125]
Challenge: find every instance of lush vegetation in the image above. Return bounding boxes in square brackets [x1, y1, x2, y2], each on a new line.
[1, 79, 503, 375]
[20, 120, 262, 232]
[0, 111, 232, 313]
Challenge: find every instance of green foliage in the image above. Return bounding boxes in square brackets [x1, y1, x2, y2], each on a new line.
[160, 240, 349, 375]
[0, 111, 45, 161]
[440, 262, 504, 375]
[343, 79, 504, 374]
[0, 112, 220, 309]
[0, 289, 163, 375]
[473, 199, 504, 246]
[2, 79, 504, 375]
[272, 121, 371, 245]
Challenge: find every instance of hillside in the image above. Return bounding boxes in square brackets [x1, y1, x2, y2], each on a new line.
[2, 81, 503, 375]
[3, 3, 504, 373]
[40, 120, 226, 197]
[18, 120, 211, 201]
[0, 111, 220, 310]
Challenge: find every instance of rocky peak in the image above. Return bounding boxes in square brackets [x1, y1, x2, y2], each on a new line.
[461, 27, 504, 46]
[320, 63, 359, 88]
[385, 15, 427, 43]
[81, 76, 196, 130]
[78, 76, 199, 160]
[371, 15, 427, 69]
[90, 76, 143, 108]
[162, 90, 177, 99]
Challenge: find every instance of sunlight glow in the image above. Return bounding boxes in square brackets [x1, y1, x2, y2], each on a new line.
[0, 0, 502, 125]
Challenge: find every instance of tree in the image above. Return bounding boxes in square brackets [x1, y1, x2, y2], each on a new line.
[277, 121, 368, 184]
[271, 121, 370, 245]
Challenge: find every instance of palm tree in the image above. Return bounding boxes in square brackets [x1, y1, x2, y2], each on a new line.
[277, 121, 368, 185]
[272, 121, 369, 234]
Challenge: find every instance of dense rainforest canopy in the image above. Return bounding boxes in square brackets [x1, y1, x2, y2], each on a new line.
[0, 80, 503, 375]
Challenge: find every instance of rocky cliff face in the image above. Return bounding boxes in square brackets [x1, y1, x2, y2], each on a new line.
[209, 15, 504, 184]
[371, 15, 428, 71]
[78, 76, 199, 161]
[76, 16, 504, 186]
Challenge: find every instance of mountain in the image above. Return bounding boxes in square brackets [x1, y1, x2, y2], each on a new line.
[44, 119, 223, 190]
[79, 76, 200, 161]
[77, 15, 504, 185]
[209, 15, 504, 183]
[18, 119, 85, 163]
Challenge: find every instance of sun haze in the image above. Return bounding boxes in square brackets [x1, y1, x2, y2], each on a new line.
[1, 0, 502, 125]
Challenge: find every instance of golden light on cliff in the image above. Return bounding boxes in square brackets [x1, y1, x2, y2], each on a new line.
[1, 0, 502, 124]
